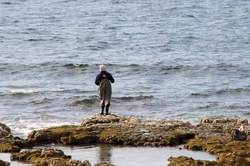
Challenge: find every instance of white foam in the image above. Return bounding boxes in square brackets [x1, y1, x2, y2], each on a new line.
[53, 88, 65, 92]
[10, 89, 36, 94]
[9, 121, 78, 138]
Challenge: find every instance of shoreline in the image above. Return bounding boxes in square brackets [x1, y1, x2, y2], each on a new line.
[0, 114, 249, 166]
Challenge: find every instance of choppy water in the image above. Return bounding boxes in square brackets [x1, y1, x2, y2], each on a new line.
[1, 0, 250, 138]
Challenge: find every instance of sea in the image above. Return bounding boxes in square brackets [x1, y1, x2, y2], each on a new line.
[0, 0, 249, 165]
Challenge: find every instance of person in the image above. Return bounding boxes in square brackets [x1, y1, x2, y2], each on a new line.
[95, 65, 115, 115]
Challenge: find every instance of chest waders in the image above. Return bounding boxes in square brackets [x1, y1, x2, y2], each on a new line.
[99, 78, 112, 115]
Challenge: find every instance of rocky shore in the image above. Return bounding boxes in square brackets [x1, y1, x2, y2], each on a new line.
[0, 114, 249, 166]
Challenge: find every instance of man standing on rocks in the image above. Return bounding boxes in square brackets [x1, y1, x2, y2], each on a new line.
[95, 65, 115, 115]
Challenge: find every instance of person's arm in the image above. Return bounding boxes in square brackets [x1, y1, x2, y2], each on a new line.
[108, 73, 115, 83]
[95, 74, 100, 85]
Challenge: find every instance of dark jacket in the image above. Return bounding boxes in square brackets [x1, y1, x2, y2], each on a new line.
[95, 71, 115, 86]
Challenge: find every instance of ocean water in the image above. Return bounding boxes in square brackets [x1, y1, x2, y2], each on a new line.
[0, 0, 250, 140]
[1, 0, 249, 165]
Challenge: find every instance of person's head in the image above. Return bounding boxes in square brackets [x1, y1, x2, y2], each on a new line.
[99, 65, 106, 71]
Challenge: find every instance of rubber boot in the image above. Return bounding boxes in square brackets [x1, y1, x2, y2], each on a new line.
[101, 106, 104, 115]
[105, 104, 110, 115]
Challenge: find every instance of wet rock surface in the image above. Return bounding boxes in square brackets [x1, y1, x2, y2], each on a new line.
[0, 114, 249, 165]
[171, 117, 250, 166]
[183, 136, 250, 166]
[0, 135, 28, 153]
[0, 159, 10, 166]
[11, 148, 91, 166]
[26, 114, 195, 146]
[0, 123, 11, 138]
[195, 117, 249, 136]
[0, 123, 29, 153]
[168, 156, 218, 166]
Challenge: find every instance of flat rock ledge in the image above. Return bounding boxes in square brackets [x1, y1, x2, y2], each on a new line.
[0, 114, 249, 166]
[11, 148, 92, 166]
[26, 114, 194, 147]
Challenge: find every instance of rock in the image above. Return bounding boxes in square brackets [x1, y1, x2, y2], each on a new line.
[26, 114, 195, 146]
[194, 117, 249, 138]
[183, 136, 250, 166]
[11, 148, 90, 166]
[2, 115, 250, 165]
[0, 123, 11, 138]
[0, 123, 30, 152]
[81, 114, 120, 126]
[26, 125, 84, 146]
[94, 164, 114, 166]
[0, 159, 10, 166]
[0, 135, 28, 152]
[0, 142, 20, 152]
[168, 156, 218, 166]
[199, 117, 248, 125]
